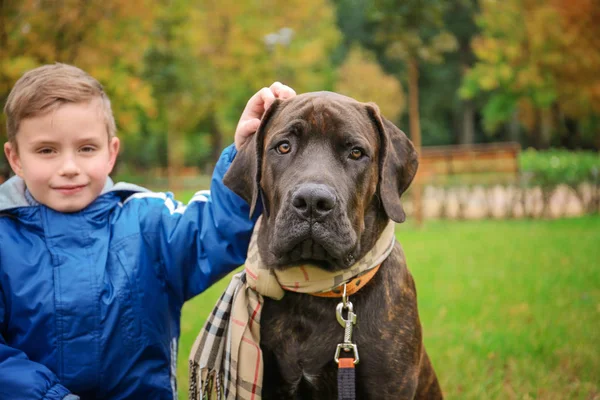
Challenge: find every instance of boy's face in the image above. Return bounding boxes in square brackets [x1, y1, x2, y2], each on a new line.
[4, 99, 120, 213]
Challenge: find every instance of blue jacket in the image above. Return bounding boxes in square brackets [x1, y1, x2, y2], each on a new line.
[0, 145, 256, 400]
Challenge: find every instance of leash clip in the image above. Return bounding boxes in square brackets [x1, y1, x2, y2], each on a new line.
[341, 282, 349, 307]
[335, 284, 359, 365]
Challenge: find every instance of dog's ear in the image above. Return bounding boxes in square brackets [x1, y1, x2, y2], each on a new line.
[223, 99, 282, 218]
[365, 103, 419, 223]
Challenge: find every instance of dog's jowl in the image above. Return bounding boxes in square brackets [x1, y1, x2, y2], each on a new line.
[222, 92, 442, 400]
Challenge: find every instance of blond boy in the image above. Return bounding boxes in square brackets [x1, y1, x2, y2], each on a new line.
[0, 63, 294, 399]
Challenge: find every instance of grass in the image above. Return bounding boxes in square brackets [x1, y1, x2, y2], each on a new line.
[175, 214, 600, 399]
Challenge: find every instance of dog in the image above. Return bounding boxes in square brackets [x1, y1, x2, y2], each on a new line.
[222, 91, 442, 399]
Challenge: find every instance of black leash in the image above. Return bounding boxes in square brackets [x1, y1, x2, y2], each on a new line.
[337, 356, 356, 400]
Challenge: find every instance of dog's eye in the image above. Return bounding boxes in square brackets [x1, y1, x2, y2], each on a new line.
[349, 148, 364, 160]
[276, 141, 292, 154]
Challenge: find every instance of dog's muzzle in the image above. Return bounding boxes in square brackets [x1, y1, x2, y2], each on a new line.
[268, 182, 357, 270]
[291, 183, 337, 221]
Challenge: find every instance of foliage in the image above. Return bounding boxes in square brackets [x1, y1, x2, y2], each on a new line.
[550, 0, 600, 118]
[2, 0, 599, 179]
[369, 0, 457, 63]
[334, 46, 405, 121]
[140, 0, 341, 174]
[332, 0, 481, 146]
[0, 0, 157, 140]
[141, 0, 211, 174]
[520, 148, 600, 188]
[0, 0, 341, 176]
[185, 0, 341, 146]
[461, 0, 600, 144]
[367, 0, 458, 159]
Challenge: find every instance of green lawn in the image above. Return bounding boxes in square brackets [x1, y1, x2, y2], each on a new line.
[176, 216, 600, 399]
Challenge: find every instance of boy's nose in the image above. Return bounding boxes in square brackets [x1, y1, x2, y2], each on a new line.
[59, 157, 81, 177]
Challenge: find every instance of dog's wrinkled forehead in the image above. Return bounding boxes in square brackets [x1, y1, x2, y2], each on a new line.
[266, 92, 377, 142]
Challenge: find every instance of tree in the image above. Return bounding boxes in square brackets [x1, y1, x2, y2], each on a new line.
[0, 0, 157, 180]
[369, 0, 457, 151]
[175, 0, 341, 167]
[332, 0, 481, 148]
[334, 46, 405, 121]
[444, 0, 479, 145]
[139, 0, 341, 181]
[551, 0, 600, 149]
[461, 0, 560, 148]
[368, 0, 458, 224]
[461, 0, 600, 149]
[0, 0, 156, 138]
[142, 0, 210, 186]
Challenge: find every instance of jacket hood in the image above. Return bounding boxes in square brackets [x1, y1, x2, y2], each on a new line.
[0, 176, 149, 213]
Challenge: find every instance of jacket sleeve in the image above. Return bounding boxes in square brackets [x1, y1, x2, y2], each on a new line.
[131, 144, 260, 303]
[0, 287, 73, 400]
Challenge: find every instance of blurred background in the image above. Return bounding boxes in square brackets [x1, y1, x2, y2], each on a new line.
[1, 0, 598, 399]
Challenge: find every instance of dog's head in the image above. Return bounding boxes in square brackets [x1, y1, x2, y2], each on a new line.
[224, 92, 418, 271]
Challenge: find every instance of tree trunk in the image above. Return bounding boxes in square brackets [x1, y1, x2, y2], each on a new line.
[408, 57, 422, 152]
[408, 57, 423, 226]
[509, 109, 520, 143]
[538, 108, 553, 149]
[166, 109, 185, 191]
[0, 0, 8, 52]
[460, 99, 475, 145]
[166, 131, 179, 191]
[166, 130, 184, 191]
[209, 112, 223, 173]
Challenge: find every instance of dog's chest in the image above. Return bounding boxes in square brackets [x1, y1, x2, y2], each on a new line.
[257, 255, 429, 399]
[260, 294, 343, 382]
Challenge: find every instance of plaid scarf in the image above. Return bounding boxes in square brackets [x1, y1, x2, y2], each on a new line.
[189, 218, 396, 400]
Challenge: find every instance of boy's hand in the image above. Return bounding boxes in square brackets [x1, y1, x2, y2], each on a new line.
[235, 82, 296, 149]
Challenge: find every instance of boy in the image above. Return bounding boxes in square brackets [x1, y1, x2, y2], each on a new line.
[0, 63, 295, 399]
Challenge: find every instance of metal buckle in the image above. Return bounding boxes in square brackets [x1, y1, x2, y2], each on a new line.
[334, 283, 359, 365]
[334, 343, 360, 365]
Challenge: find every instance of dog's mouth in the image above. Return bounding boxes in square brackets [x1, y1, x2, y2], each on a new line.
[267, 219, 358, 271]
[279, 239, 335, 269]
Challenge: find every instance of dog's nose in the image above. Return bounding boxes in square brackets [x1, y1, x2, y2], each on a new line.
[291, 184, 337, 220]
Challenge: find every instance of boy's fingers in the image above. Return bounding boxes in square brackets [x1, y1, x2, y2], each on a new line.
[256, 87, 276, 114]
[242, 118, 261, 134]
[235, 118, 261, 149]
[244, 87, 273, 115]
[269, 82, 284, 97]
[269, 81, 296, 100]
[248, 84, 295, 117]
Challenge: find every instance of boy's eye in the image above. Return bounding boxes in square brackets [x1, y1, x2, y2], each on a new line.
[80, 146, 96, 153]
[37, 148, 54, 155]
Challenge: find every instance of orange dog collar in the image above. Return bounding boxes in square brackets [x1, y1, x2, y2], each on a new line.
[310, 264, 381, 298]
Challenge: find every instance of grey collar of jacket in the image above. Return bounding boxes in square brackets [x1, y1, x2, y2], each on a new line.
[0, 176, 149, 212]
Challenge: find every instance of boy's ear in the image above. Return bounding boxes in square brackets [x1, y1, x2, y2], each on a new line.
[4, 142, 23, 177]
[107, 137, 120, 172]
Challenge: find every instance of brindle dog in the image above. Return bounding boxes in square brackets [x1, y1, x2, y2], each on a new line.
[223, 92, 442, 399]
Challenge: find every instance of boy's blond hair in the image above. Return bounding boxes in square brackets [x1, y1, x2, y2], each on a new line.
[4, 63, 116, 148]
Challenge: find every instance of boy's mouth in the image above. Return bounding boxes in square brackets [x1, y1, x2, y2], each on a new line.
[53, 184, 87, 195]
